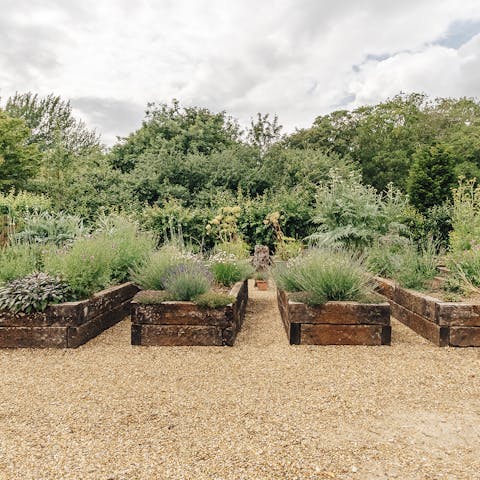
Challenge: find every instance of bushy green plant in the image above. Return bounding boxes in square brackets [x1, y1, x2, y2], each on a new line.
[407, 144, 456, 213]
[308, 170, 408, 250]
[13, 211, 85, 246]
[131, 247, 184, 290]
[273, 249, 371, 305]
[254, 270, 269, 281]
[448, 247, 480, 289]
[210, 254, 253, 287]
[163, 262, 212, 301]
[44, 236, 116, 299]
[449, 178, 480, 253]
[390, 240, 438, 290]
[0, 244, 41, 283]
[95, 214, 157, 283]
[367, 234, 411, 277]
[0, 190, 51, 216]
[194, 291, 234, 308]
[213, 239, 250, 259]
[0, 272, 70, 313]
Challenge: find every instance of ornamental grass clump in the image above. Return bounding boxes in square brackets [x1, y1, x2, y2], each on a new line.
[0, 272, 70, 313]
[162, 262, 212, 301]
[273, 249, 371, 305]
[446, 178, 480, 290]
[389, 240, 438, 290]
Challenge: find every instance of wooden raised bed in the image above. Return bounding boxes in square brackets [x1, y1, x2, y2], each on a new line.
[375, 277, 480, 347]
[277, 289, 391, 345]
[131, 280, 248, 346]
[0, 282, 139, 348]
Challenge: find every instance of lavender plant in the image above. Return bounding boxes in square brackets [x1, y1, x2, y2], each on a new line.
[163, 262, 212, 301]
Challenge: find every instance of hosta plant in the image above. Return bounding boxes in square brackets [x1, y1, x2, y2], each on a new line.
[0, 272, 71, 313]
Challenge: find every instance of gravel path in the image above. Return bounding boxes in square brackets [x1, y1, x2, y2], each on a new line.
[1, 280, 479, 479]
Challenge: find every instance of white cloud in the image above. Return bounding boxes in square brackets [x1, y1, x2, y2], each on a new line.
[0, 0, 480, 144]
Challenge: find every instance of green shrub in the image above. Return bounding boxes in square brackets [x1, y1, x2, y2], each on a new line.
[95, 215, 157, 283]
[367, 234, 411, 277]
[44, 236, 116, 299]
[308, 170, 408, 250]
[448, 248, 480, 289]
[13, 211, 85, 246]
[254, 270, 269, 281]
[0, 190, 51, 216]
[0, 244, 41, 283]
[390, 240, 438, 290]
[210, 256, 253, 287]
[275, 237, 303, 260]
[131, 248, 183, 290]
[0, 272, 70, 313]
[214, 239, 250, 259]
[273, 249, 371, 305]
[194, 291, 234, 308]
[449, 178, 480, 253]
[163, 263, 211, 301]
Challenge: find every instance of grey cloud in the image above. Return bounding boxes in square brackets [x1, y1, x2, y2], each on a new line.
[71, 96, 145, 142]
[0, 18, 62, 82]
[1, 0, 480, 144]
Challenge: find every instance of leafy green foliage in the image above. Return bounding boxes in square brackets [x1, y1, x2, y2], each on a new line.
[5, 92, 100, 155]
[449, 178, 480, 253]
[308, 170, 408, 249]
[0, 272, 70, 313]
[44, 216, 154, 299]
[0, 190, 51, 216]
[368, 237, 438, 290]
[407, 144, 456, 213]
[0, 110, 40, 192]
[110, 100, 241, 173]
[94, 215, 157, 283]
[210, 255, 253, 287]
[273, 249, 371, 305]
[286, 93, 480, 194]
[0, 244, 41, 283]
[44, 236, 116, 299]
[13, 211, 85, 246]
[131, 247, 185, 290]
[446, 178, 480, 289]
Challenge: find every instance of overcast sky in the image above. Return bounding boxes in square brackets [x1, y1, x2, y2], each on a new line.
[1, 0, 480, 146]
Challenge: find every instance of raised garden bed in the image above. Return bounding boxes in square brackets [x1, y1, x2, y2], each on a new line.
[375, 276, 480, 347]
[277, 289, 391, 345]
[131, 280, 248, 346]
[0, 282, 139, 348]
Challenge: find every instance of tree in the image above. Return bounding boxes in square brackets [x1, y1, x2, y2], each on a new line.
[247, 113, 282, 156]
[110, 99, 241, 173]
[0, 110, 40, 192]
[407, 144, 456, 213]
[5, 92, 100, 155]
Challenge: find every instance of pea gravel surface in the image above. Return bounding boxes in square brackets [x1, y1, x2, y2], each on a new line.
[1, 280, 479, 479]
